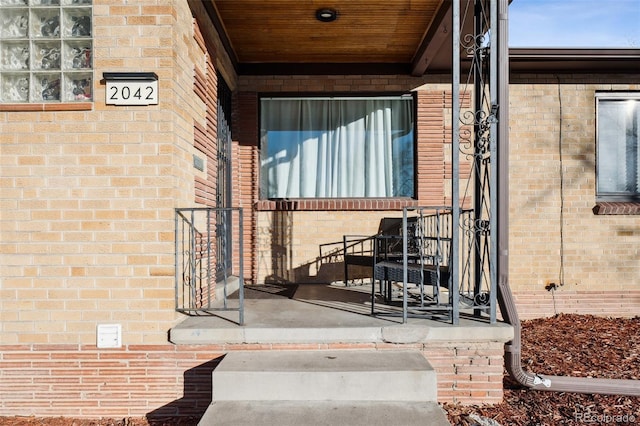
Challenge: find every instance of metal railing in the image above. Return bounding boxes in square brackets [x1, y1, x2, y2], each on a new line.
[399, 206, 496, 324]
[324, 206, 495, 324]
[174, 207, 244, 325]
[371, 206, 461, 323]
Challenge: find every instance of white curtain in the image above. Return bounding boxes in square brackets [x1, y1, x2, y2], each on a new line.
[260, 97, 413, 198]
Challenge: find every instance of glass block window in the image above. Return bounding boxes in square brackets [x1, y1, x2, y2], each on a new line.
[0, 0, 92, 103]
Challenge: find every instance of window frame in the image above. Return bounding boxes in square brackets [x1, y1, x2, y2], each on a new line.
[595, 92, 640, 203]
[258, 92, 418, 201]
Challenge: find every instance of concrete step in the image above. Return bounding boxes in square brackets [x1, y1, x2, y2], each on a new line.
[198, 400, 451, 426]
[211, 350, 438, 402]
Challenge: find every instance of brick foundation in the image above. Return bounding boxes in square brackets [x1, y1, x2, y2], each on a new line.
[0, 342, 505, 419]
[513, 290, 640, 320]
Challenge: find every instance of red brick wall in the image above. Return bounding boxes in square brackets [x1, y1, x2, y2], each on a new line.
[416, 90, 448, 203]
[0, 343, 505, 419]
[192, 24, 219, 208]
[234, 91, 260, 282]
[0, 344, 222, 419]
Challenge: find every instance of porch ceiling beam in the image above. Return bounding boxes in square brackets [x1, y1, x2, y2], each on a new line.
[411, 0, 452, 76]
[201, 0, 240, 73]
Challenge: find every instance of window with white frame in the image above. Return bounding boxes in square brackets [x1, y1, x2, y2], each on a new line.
[596, 93, 640, 201]
[0, 0, 92, 103]
[260, 96, 415, 199]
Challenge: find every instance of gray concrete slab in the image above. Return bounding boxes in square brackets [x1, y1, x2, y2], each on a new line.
[198, 401, 451, 426]
[212, 350, 437, 402]
[169, 284, 513, 344]
[170, 298, 388, 344]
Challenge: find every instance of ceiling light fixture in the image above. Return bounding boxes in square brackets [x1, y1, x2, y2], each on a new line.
[315, 8, 337, 22]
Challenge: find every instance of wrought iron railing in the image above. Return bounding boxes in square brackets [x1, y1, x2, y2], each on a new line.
[320, 206, 496, 324]
[370, 206, 459, 322]
[401, 206, 496, 324]
[387, 206, 469, 323]
[174, 207, 244, 325]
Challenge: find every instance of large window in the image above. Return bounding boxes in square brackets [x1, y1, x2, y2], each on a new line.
[596, 93, 640, 201]
[0, 0, 92, 103]
[260, 96, 415, 199]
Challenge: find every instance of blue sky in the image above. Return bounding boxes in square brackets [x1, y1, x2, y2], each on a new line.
[509, 0, 640, 47]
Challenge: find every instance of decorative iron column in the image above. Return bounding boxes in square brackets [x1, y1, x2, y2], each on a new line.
[452, 0, 500, 324]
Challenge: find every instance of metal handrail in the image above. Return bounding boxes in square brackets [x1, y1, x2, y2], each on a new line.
[174, 207, 244, 325]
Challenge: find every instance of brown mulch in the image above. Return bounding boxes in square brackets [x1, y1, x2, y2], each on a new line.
[1, 314, 638, 426]
[446, 313, 640, 426]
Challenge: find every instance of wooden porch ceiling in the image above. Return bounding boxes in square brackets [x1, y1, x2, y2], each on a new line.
[205, 0, 463, 76]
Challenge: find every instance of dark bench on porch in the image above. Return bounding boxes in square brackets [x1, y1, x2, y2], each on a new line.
[342, 217, 415, 286]
[372, 260, 450, 314]
[368, 208, 455, 322]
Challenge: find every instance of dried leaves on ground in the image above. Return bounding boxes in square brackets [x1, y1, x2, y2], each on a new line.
[1, 314, 638, 426]
[447, 314, 640, 426]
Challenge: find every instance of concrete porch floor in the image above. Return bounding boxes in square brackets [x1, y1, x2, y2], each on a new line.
[170, 282, 513, 345]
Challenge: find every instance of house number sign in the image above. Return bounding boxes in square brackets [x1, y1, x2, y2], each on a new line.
[103, 72, 159, 106]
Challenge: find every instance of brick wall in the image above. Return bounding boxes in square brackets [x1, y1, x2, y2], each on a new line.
[234, 91, 260, 282]
[0, 343, 505, 418]
[507, 74, 640, 316]
[0, 1, 204, 346]
[513, 290, 640, 320]
[423, 343, 504, 404]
